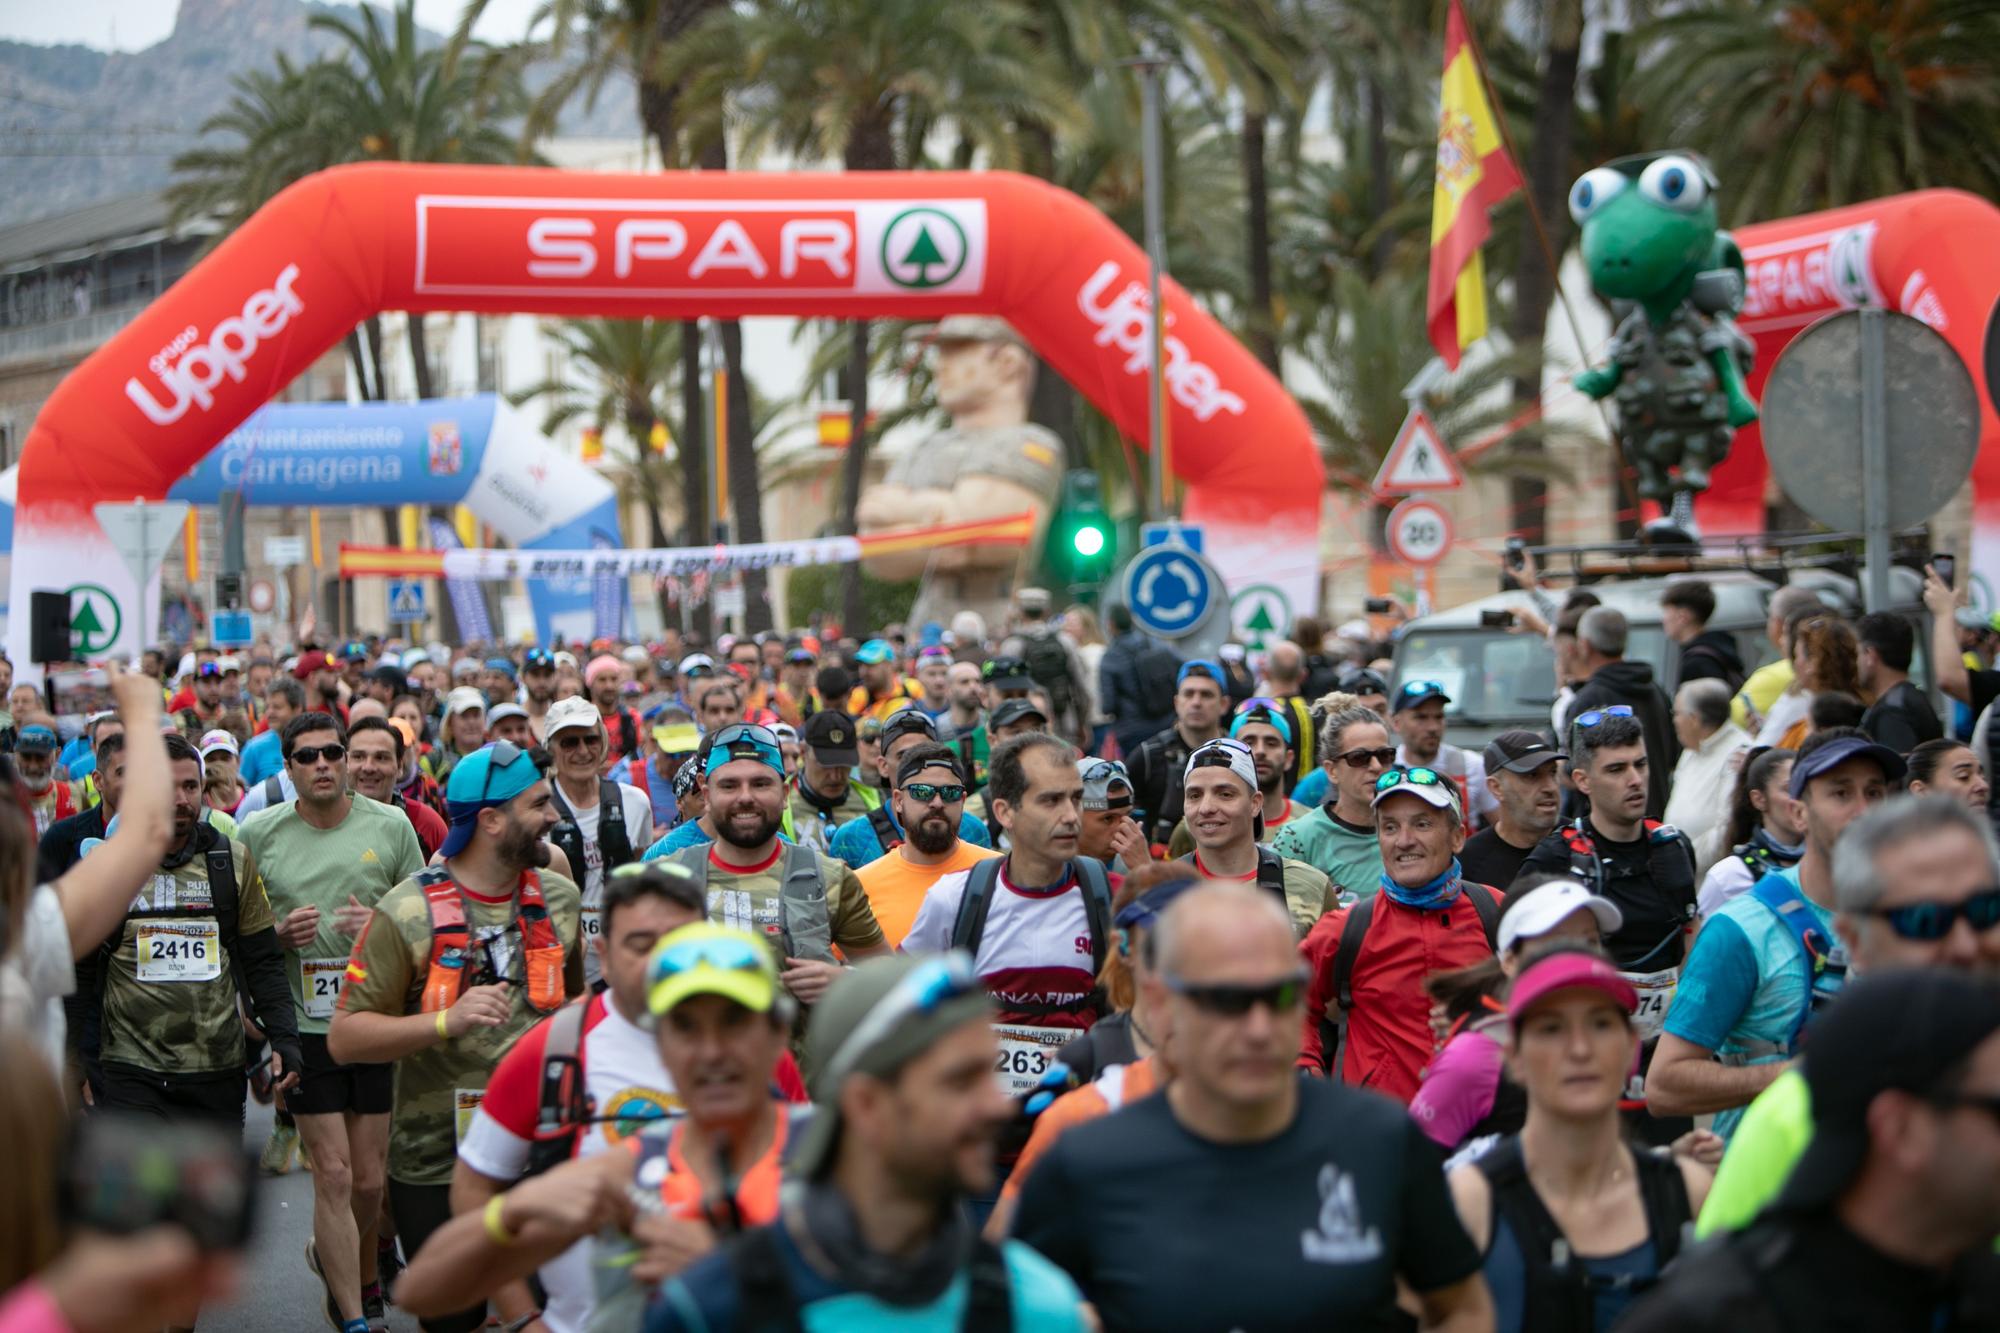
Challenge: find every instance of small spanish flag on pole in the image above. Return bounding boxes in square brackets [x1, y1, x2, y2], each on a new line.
[1427, 0, 1523, 369]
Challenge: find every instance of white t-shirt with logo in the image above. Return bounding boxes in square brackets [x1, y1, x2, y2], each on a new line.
[458, 993, 677, 1333]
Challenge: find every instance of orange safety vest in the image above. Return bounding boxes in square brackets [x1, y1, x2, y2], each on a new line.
[628, 1107, 796, 1231]
[417, 867, 566, 1016]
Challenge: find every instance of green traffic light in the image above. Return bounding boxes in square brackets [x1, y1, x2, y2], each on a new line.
[1073, 526, 1107, 557]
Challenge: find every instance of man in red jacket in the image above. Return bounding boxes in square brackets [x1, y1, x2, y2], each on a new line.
[1299, 767, 1502, 1101]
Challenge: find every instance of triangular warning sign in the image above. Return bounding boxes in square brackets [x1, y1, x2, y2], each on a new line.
[1373, 408, 1464, 495]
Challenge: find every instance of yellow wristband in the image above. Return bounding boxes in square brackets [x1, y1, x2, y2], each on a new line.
[484, 1194, 518, 1247]
[435, 1008, 451, 1041]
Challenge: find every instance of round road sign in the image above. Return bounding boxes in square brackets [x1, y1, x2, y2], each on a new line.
[1121, 543, 1222, 639]
[1386, 498, 1452, 566]
[247, 579, 277, 615]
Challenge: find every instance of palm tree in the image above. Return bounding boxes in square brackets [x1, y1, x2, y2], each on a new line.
[309, 1, 528, 400]
[669, 0, 1076, 630]
[1636, 0, 2000, 224]
[1295, 269, 1576, 552]
[511, 318, 693, 624]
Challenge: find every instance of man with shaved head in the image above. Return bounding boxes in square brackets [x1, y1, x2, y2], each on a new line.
[1261, 641, 1317, 788]
[1010, 883, 1493, 1332]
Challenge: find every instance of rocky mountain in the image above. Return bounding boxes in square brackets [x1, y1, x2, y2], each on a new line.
[0, 0, 635, 230]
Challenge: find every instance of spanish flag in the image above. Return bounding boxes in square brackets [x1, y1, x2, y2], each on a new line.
[1427, 0, 1523, 369]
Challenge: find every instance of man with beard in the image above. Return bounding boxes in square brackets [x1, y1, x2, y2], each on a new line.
[347, 716, 450, 859]
[16, 724, 74, 836]
[856, 744, 1001, 948]
[296, 649, 347, 718]
[663, 723, 888, 1007]
[938, 660, 989, 776]
[519, 648, 558, 741]
[1458, 731, 1565, 889]
[830, 711, 992, 871]
[175, 660, 228, 739]
[331, 743, 586, 1333]
[648, 954, 1093, 1332]
[1391, 679, 1499, 831]
[786, 711, 881, 853]
[244, 712, 424, 1333]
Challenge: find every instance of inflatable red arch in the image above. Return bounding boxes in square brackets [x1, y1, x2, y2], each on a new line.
[8, 164, 1324, 664]
[1703, 189, 2000, 577]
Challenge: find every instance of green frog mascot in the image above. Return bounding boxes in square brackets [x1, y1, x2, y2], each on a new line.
[1570, 151, 1757, 531]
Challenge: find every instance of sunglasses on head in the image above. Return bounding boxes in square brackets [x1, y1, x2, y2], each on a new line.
[1165, 967, 1310, 1017]
[821, 952, 981, 1086]
[903, 781, 967, 805]
[1397, 680, 1443, 699]
[1375, 765, 1445, 791]
[1333, 746, 1399, 770]
[650, 933, 766, 980]
[1081, 759, 1127, 783]
[290, 742, 346, 765]
[476, 740, 548, 802]
[1574, 705, 1635, 729]
[1869, 887, 2000, 942]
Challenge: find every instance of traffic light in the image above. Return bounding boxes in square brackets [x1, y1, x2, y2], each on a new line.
[1049, 468, 1114, 596]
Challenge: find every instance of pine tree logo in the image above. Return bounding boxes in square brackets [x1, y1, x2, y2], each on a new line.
[66, 583, 122, 655]
[881, 207, 968, 289]
[1230, 584, 1292, 652]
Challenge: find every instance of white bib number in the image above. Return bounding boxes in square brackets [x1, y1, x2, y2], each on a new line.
[136, 920, 221, 983]
[1624, 966, 1679, 1041]
[301, 957, 347, 1019]
[580, 905, 602, 944]
[992, 1024, 1069, 1098]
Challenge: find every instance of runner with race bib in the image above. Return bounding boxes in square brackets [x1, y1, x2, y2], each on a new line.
[240, 710, 424, 1333]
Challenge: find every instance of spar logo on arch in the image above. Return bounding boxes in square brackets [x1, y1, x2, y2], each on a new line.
[67, 583, 122, 655]
[413, 196, 988, 299]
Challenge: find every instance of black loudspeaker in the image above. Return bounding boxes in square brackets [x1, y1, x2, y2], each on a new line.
[29, 590, 71, 664]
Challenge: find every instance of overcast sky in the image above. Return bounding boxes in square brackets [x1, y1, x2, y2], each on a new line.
[0, 0, 544, 51]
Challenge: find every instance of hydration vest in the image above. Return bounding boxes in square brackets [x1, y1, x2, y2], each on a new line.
[1177, 845, 1289, 905]
[1474, 1135, 1692, 1333]
[549, 780, 637, 884]
[416, 867, 566, 1016]
[666, 843, 836, 964]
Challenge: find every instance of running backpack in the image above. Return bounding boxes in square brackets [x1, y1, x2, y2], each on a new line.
[949, 857, 1114, 978]
[865, 805, 902, 854]
[1019, 628, 1077, 724]
[1176, 846, 1289, 905]
[527, 999, 593, 1177]
[1133, 641, 1182, 719]
[1474, 1135, 1691, 1333]
[1322, 884, 1501, 1077]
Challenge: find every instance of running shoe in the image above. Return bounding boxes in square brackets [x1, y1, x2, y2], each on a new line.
[304, 1238, 342, 1332]
[257, 1121, 297, 1175]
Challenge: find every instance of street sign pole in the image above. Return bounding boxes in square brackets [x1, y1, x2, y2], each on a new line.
[93, 498, 191, 664]
[1860, 306, 1891, 614]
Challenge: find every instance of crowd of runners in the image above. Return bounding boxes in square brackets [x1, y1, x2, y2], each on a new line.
[1, 564, 1997, 1332]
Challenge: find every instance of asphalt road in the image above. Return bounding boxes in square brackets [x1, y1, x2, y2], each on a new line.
[205, 1098, 422, 1333]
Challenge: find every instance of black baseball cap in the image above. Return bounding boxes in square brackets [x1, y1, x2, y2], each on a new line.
[368, 664, 409, 692]
[802, 711, 860, 767]
[879, 709, 939, 749]
[1341, 668, 1390, 697]
[1776, 970, 2000, 1212]
[990, 698, 1048, 731]
[982, 656, 1034, 691]
[1483, 731, 1566, 775]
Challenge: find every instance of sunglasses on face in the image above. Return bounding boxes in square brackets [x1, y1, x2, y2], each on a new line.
[1574, 705, 1636, 728]
[1375, 765, 1445, 791]
[290, 743, 346, 765]
[1334, 746, 1399, 770]
[902, 782, 967, 805]
[554, 730, 604, 751]
[1869, 887, 2000, 941]
[1165, 968, 1310, 1017]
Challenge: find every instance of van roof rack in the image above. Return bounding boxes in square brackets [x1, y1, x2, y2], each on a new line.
[1509, 527, 1933, 590]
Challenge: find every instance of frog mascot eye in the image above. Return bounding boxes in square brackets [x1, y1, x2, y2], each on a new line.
[1568, 167, 1629, 225]
[1637, 156, 1711, 213]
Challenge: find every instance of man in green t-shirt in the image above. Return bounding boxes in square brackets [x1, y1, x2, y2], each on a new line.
[242, 710, 424, 1333]
[1272, 702, 1394, 900]
[331, 742, 585, 1333]
[1697, 793, 2000, 1236]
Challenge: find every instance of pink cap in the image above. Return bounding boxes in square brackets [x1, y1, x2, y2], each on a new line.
[1506, 952, 1637, 1030]
[584, 654, 625, 684]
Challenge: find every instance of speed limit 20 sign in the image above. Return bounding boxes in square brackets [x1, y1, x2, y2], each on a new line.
[1387, 497, 1452, 566]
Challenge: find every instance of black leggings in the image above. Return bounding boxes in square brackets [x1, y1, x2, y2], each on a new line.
[388, 1180, 487, 1333]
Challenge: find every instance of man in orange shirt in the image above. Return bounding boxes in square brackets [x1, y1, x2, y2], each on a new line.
[857, 743, 999, 948]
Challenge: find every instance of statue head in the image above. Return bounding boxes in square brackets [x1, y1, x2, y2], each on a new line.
[1569, 151, 1721, 303]
[928, 315, 1035, 423]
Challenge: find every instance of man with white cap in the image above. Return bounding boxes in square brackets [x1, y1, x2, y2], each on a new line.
[198, 728, 244, 814]
[1175, 736, 1333, 939]
[647, 952, 1093, 1331]
[544, 697, 654, 987]
[1075, 758, 1149, 873]
[1298, 766, 1502, 1098]
[485, 702, 533, 748]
